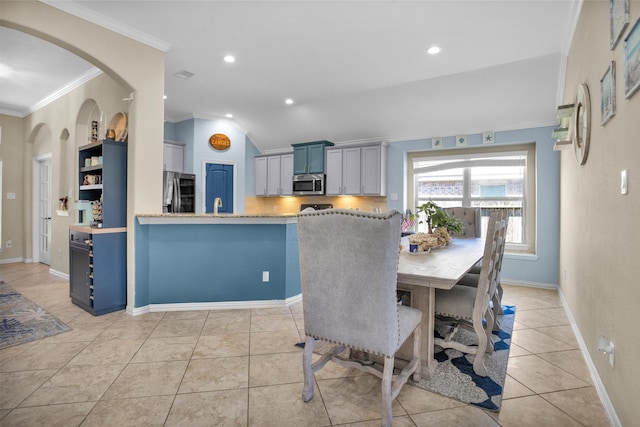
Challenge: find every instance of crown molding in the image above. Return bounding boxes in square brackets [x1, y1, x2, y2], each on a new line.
[40, 0, 170, 52]
[29, 68, 103, 116]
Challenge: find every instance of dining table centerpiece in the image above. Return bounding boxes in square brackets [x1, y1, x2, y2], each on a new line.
[408, 202, 463, 251]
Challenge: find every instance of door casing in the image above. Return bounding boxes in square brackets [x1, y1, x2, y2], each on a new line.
[32, 153, 52, 264]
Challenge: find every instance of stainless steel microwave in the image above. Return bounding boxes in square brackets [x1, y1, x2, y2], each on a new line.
[292, 174, 325, 196]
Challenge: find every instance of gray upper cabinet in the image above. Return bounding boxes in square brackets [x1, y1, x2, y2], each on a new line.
[163, 141, 184, 172]
[255, 153, 293, 197]
[255, 156, 268, 196]
[325, 142, 386, 196]
[361, 144, 385, 195]
[326, 147, 361, 195]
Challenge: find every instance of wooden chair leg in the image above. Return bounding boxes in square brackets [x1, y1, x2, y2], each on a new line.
[472, 321, 488, 376]
[302, 336, 315, 402]
[381, 356, 394, 427]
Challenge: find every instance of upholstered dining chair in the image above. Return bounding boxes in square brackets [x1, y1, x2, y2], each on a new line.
[433, 210, 509, 376]
[297, 209, 422, 427]
[443, 207, 482, 238]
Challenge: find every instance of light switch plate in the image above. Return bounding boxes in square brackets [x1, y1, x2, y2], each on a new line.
[621, 170, 628, 195]
[6, 192, 16, 199]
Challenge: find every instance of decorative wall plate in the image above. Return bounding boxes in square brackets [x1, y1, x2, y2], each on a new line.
[573, 84, 591, 165]
[209, 133, 231, 150]
[108, 112, 128, 142]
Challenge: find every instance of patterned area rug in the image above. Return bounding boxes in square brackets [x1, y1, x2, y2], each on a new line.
[0, 281, 71, 349]
[409, 305, 515, 411]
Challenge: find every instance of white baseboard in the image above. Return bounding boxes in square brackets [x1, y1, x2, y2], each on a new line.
[0, 257, 26, 264]
[49, 268, 69, 280]
[127, 295, 303, 317]
[285, 293, 302, 306]
[501, 278, 558, 289]
[557, 289, 620, 427]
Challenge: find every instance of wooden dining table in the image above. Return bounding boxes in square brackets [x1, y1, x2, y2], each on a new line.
[396, 236, 485, 378]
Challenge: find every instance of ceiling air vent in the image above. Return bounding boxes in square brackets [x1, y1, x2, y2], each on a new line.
[173, 70, 195, 79]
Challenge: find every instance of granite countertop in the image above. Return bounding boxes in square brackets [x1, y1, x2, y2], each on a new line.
[136, 213, 298, 225]
[136, 213, 297, 218]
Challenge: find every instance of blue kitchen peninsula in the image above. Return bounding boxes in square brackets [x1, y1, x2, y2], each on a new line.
[134, 214, 301, 313]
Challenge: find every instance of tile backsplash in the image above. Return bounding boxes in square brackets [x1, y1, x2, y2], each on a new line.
[245, 196, 388, 215]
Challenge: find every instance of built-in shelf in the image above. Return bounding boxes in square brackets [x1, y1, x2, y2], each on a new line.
[80, 184, 103, 190]
[81, 165, 103, 173]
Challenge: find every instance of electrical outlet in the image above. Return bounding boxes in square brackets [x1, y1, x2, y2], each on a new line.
[598, 336, 615, 368]
[5, 240, 12, 248]
[262, 271, 269, 282]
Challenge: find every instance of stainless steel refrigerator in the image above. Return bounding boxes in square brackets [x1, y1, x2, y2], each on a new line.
[163, 171, 196, 213]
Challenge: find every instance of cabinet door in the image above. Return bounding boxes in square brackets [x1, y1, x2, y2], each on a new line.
[293, 146, 308, 175]
[307, 144, 326, 174]
[280, 154, 294, 196]
[342, 147, 361, 195]
[164, 143, 184, 172]
[361, 145, 382, 195]
[325, 149, 343, 195]
[267, 156, 282, 196]
[255, 157, 268, 196]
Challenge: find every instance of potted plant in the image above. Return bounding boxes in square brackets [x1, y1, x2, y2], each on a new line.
[415, 201, 463, 234]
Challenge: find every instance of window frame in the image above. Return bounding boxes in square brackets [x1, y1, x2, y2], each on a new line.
[407, 143, 536, 254]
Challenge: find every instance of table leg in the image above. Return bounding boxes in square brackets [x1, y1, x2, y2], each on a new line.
[397, 283, 437, 378]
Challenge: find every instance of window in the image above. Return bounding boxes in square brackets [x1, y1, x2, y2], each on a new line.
[408, 144, 535, 253]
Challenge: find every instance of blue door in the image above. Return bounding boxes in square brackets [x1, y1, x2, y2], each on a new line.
[205, 163, 234, 213]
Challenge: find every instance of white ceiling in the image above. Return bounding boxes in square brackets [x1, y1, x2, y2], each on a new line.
[0, 1, 581, 152]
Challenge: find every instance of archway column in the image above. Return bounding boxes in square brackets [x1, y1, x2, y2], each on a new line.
[2, 1, 165, 308]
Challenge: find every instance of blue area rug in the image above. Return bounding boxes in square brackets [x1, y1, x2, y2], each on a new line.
[409, 305, 515, 412]
[0, 281, 71, 349]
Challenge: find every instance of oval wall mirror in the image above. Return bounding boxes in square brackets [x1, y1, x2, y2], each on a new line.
[573, 83, 591, 165]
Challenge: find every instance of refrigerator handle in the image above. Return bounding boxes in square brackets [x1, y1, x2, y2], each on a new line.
[174, 177, 182, 212]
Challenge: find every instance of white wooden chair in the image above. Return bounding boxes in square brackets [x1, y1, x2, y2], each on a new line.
[433, 211, 509, 376]
[297, 209, 422, 427]
[446, 206, 505, 320]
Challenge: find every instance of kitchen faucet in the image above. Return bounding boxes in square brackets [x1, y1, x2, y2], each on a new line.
[213, 197, 223, 215]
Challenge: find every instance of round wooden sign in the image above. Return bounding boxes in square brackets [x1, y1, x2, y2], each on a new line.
[209, 133, 231, 150]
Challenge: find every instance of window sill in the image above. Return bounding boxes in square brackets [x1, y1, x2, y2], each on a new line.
[504, 252, 539, 262]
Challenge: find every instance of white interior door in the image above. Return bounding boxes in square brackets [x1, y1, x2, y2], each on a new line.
[38, 158, 52, 265]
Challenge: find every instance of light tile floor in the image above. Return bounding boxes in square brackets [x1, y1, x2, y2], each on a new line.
[0, 263, 611, 426]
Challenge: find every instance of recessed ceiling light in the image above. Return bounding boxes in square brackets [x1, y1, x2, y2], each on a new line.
[224, 55, 236, 63]
[173, 70, 195, 79]
[225, 113, 233, 118]
[285, 98, 294, 105]
[163, 95, 167, 100]
[426, 46, 441, 55]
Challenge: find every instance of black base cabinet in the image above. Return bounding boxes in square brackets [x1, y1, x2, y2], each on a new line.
[69, 229, 126, 316]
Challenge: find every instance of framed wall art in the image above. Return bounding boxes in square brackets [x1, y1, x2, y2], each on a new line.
[600, 61, 616, 125]
[610, 0, 629, 49]
[624, 16, 640, 98]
